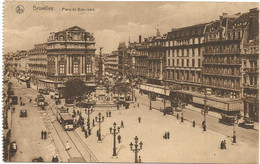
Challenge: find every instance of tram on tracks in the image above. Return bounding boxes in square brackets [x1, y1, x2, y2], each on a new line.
[57, 108, 74, 130]
[36, 95, 45, 107]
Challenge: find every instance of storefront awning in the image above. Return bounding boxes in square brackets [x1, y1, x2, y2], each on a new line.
[140, 83, 170, 96]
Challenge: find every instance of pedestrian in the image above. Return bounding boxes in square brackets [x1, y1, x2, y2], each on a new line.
[12, 107, 15, 113]
[109, 127, 112, 134]
[66, 108, 69, 113]
[77, 110, 79, 115]
[82, 126, 85, 132]
[164, 131, 168, 139]
[177, 113, 179, 120]
[117, 135, 121, 144]
[138, 116, 141, 123]
[44, 131, 47, 139]
[109, 111, 111, 117]
[167, 131, 170, 139]
[88, 129, 91, 135]
[106, 111, 108, 117]
[102, 116, 105, 122]
[85, 130, 88, 138]
[93, 119, 95, 127]
[193, 121, 195, 127]
[29, 98, 32, 103]
[223, 140, 226, 149]
[65, 141, 71, 151]
[137, 103, 139, 108]
[220, 141, 224, 150]
[41, 130, 44, 139]
[202, 120, 205, 127]
[121, 120, 124, 128]
[20, 96, 22, 101]
[138, 156, 142, 163]
[181, 116, 184, 123]
[233, 134, 236, 143]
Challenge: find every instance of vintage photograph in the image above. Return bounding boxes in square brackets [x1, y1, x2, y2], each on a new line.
[2, 1, 259, 163]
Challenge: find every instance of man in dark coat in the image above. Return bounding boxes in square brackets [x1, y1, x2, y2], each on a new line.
[121, 120, 124, 128]
[117, 135, 121, 144]
[41, 130, 44, 139]
[138, 116, 141, 123]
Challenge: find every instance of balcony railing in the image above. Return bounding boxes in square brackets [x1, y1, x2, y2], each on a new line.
[204, 48, 240, 55]
[243, 68, 259, 73]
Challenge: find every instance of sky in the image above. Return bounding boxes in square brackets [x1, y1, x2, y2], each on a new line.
[4, 1, 259, 54]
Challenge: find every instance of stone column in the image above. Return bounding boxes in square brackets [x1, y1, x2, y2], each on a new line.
[66, 55, 69, 75]
[79, 55, 82, 75]
[70, 56, 73, 74]
[55, 56, 58, 75]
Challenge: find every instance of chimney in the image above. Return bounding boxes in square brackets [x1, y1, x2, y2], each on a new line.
[250, 8, 257, 12]
[139, 35, 142, 43]
[235, 12, 241, 17]
[223, 12, 228, 17]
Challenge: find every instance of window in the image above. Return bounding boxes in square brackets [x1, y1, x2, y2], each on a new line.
[187, 48, 189, 56]
[172, 59, 174, 66]
[73, 63, 79, 73]
[192, 59, 195, 67]
[59, 64, 65, 74]
[168, 59, 170, 66]
[198, 59, 201, 67]
[182, 49, 184, 56]
[198, 48, 201, 56]
[187, 59, 189, 67]
[177, 59, 179, 66]
[86, 63, 92, 73]
[192, 48, 195, 57]
[182, 59, 184, 67]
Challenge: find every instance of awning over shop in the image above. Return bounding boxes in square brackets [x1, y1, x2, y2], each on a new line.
[175, 90, 242, 112]
[140, 83, 170, 96]
[39, 79, 62, 84]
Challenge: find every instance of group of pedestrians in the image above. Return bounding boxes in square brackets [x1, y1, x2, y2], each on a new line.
[220, 140, 227, 150]
[106, 110, 112, 117]
[163, 131, 170, 139]
[41, 130, 47, 139]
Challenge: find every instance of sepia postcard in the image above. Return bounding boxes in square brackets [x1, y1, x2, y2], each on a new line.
[2, 1, 259, 163]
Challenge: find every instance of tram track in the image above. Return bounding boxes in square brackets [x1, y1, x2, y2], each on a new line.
[45, 101, 86, 162]
[46, 100, 99, 162]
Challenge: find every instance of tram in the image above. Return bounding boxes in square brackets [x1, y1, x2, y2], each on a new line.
[58, 112, 74, 131]
[37, 95, 45, 107]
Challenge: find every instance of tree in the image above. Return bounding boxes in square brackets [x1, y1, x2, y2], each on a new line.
[64, 78, 86, 100]
[112, 82, 131, 101]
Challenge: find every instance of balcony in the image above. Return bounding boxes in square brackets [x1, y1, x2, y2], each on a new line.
[243, 83, 259, 90]
[202, 72, 240, 78]
[203, 61, 241, 66]
[243, 68, 259, 73]
[204, 48, 240, 55]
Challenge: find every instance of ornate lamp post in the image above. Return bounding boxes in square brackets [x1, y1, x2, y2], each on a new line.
[129, 136, 143, 163]
[95, 112, 104, 142]
[202, 88, 211, 132]
[110, 122, 120, 157]
[85, 108, 92, 131]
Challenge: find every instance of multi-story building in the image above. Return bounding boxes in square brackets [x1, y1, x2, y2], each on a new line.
[28, 43, 47, 85]
[118, 42, 132, 81]
[129, 35, 148, 81]
[105, 51, 119, 77]
[146, 30, 167, 85]
[44, 26, 96, 89]
[239, 8, 259, 121]
[166, 23, 206, 102]
[19, 51, 29, 74]
[201, 9, 259, 114]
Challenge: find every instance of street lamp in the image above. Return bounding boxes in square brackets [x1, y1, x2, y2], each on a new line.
[110, 122, 120, 157]
[129, 136, 143, 163]
[232, 115, 238, 143]
[85, 108, 92, 132]
[95, 112, 104, 142]
[149, 93, 152, 110]
[202, 88, 210, 132]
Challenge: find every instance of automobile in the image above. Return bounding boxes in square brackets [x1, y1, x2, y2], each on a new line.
[238, 118, 254, 129]
[163, 107, 174, 115]
[218, 114, 236, 126]
[54, 92, 60, 99]
[20, 109, 27, 117]
[39, 89, 49, 95]
[32, 156, 43, 162]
